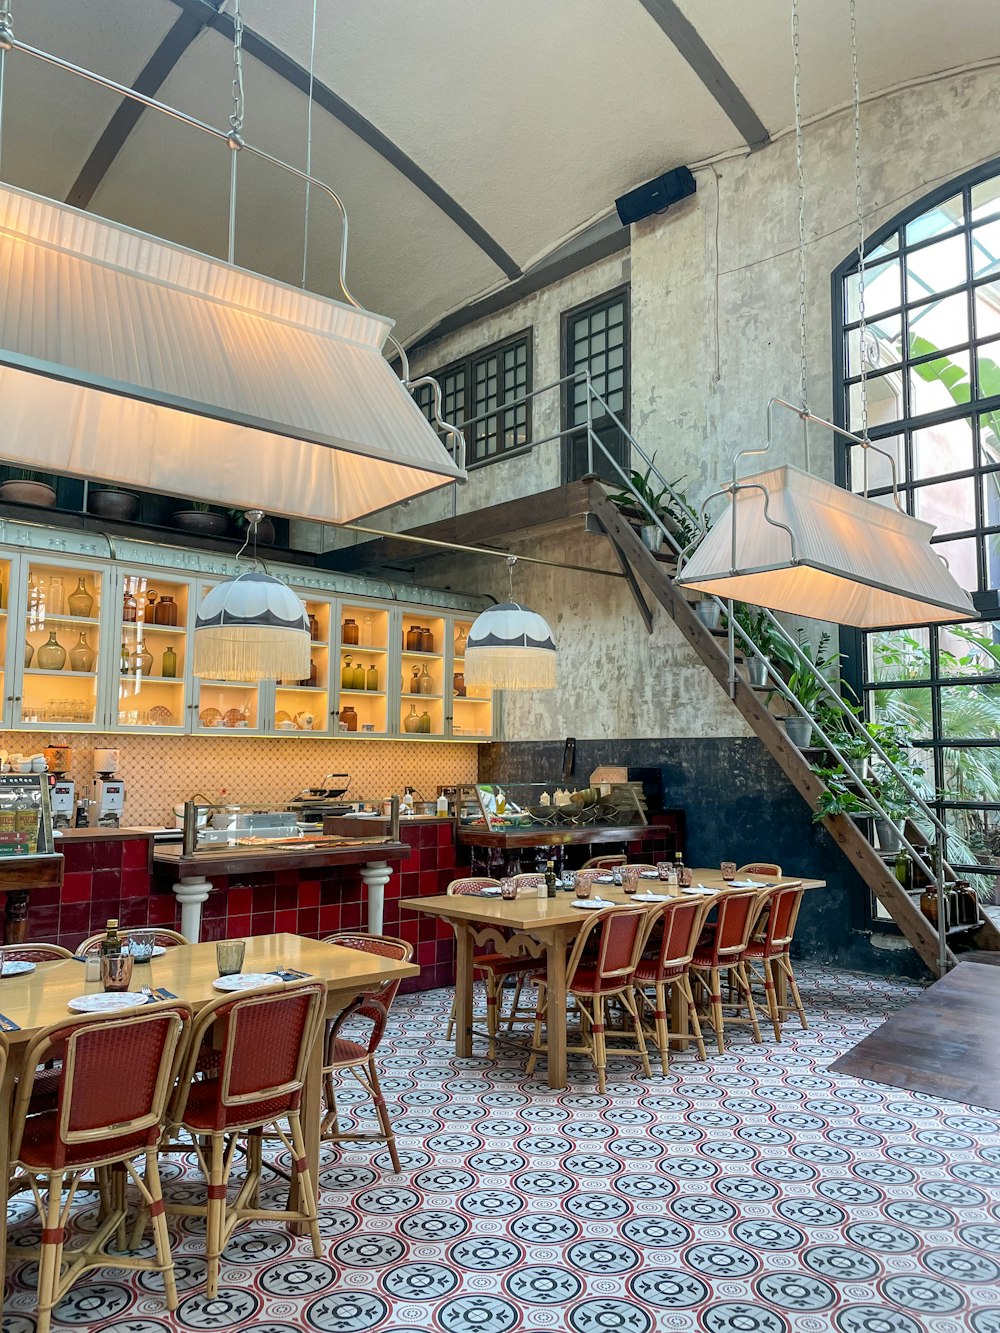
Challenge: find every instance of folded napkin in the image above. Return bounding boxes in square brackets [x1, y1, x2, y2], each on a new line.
[150, 986, 178, 1001]
[274, 968, 311, 982]
[0, 1012, 21, 1031]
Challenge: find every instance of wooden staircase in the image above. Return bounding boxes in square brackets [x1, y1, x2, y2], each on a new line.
[586, 479, 1000, 975]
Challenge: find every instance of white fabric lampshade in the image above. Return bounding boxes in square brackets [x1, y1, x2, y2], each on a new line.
[0, 183, 464, 523]
[676, 464, 976, 628]
[464, 602, 557, 690]
[194, 571, 310, 682]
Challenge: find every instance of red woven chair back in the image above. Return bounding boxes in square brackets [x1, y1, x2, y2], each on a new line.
[78, 928, 189, 956]
[447, 877, 501, 896]
[582, 854, 625, 869]
[226, 984, 324, 1101]
[0, 943, 72, 963]
[572, 907, 647, 991]
[324, 933, 413, 1053]
[652, 897, 705, 974]
[512, 873, 545, 890]
[762, 884, 804, 953]
[12, 1005, 188, 1168]
[707, 889, 765, 963]
[738, 862, 782, 878]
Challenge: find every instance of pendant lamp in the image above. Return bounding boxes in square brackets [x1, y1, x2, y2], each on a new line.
[464, 558, 557, 690]
[193, 512, 310, 681]
[675, 461, 976, 628]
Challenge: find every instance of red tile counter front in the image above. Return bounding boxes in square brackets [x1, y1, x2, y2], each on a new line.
[14, 820, 680, 993]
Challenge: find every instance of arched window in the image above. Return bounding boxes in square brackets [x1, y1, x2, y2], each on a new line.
[833, 159, 1000, 902]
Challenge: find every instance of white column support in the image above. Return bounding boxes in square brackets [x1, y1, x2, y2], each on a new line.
[172, 875, 212, 943]
[359, 860, 392, 934]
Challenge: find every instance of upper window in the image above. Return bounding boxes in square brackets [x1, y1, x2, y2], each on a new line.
[561, 286, 630, 484]
[834, 159, 1000, 903]
[413, 331, 532, 467]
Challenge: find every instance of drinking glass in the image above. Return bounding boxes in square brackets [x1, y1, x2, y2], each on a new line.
[575, 874, 592, 900]
[721, 861, 737, 882]
[500, 878, 517, 900]
[562, 871, 576, 896]
[623, 866, 641, 895]
[656, 861, 672, 882]
[216, 939, 246, 976]
[129, 929, 155, 962]
[102, 953, 134, 992]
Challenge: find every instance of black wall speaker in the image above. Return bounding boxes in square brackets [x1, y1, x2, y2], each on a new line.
[615, 166, 696, 226]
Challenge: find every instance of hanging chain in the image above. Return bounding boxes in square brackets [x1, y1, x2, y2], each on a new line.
[850, 0, 870, 454]
[229, 0, 245, 135]
[792, 0, 808, 416]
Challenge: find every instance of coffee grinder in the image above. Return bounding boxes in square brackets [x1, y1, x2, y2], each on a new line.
[44, 742, 75, 830]
[93, 748, 125, 827]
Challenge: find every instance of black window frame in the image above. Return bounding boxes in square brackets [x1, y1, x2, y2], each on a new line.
[832, 153, 1000, 928]
[560, 284, 631, 484]
[414, 329, 533, 468]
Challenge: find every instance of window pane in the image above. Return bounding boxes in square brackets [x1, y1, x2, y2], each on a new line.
[867, 627, 931, 681]
[846, 257, 900, 320]
[847, 317, 904, 375]
[912, 418, 974, 480]
[932, 535, 979, 590]
[980, 470, 1000, 529]
[906, 233, 967, 300]
[939, 621, 1000, 676]
[869, 685, 933, 735]
[912, 474, 977, 535]
[972, 219, 1000, 277]
[972, 177, 1000, 223]
[848, 436, 904, 493]
[982, 411, 1000, 463]
[848, 375, 903, 433]
[973, 279, 1000, 338]
[905, 193, 964, 245]
[909, 347, 971, 419]
[941, 684, 1000, 738]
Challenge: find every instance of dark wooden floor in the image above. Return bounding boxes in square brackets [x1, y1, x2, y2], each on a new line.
[831, 961, 1000, 1112]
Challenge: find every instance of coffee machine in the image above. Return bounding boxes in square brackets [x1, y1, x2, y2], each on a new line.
[44, 743, 75, 830]
[93, 748, 125, 827]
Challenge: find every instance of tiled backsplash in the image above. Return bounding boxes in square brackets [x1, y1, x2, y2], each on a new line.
[0, 732, 478, 826]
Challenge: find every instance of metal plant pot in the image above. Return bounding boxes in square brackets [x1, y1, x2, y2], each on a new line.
[694, 600, 722, 631]
[173, 509, 228, 537]
[747, 655, 770, 687]
[875, 818, 905, 853]
[0, 480, 56, 507]
[781, 715, 814, 748]
[639, 524, 664, 552]
[89, 488, 139, 521]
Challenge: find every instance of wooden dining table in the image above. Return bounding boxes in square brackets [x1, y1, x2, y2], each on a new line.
[402, 868, 824, 1089]
[0, 932, 418, 1303]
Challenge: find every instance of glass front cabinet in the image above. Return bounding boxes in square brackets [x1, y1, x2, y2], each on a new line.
[0, 550, 496, 740]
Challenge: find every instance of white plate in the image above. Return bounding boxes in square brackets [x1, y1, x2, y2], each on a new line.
[571, 899, 605, 909]
[67, 991, 149, 1013]
[639, 870, 659, 878]
[0, 960, 35, 977]
[212, 972, 283, 992]
[684, 885, 718, 895]
[125, 942, 167, 958]
[729, 880, 759, 887]
[477, 887, 502, 897]
[593, 875, 615, 884]
[633, 892, 667, 902]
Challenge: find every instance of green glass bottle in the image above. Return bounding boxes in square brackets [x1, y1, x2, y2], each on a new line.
[162, 645, 177, 678]
[545, 859, 557, 899]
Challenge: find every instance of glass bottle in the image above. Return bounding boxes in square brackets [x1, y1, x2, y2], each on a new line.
[308, 612, 320, 642]
[406, 625, 422, 651]
[67, 577, 94, 618]
[308, 658, 318, 688]
[341, 655, 355, 690]
[162, 645, 177, 678]
[122, 586, 137, 623]
[453, 670, 466, 698]
[24, 641, 34, 669]
[154, 594, 177, 626]
[144, 589, 158, 622]
[339, 705, 358, 732]
[362, 614, 373, 648]
[894, 848, 913, 893]
[69, 631, 96, 673]
[919, 884, 939, 925]
[419, 663, 434, 694]
[352, 659, 365, 690]
[120, 642, 130, 674]
[366, 663, 379, 691]
[409, 666, 421, 695]
[48, 576, 65, 616]
[342, 618, 359, 645]
[455, 625, 468, 657]
[418, 710, 432, 734]
[100, 919, 122, 959]
[36, 631, 67, 670]
[403, 704, 421, 733]
[545, 859, 557, 899]
[131, 643, 153, 676]
[420, 626, 434, 653]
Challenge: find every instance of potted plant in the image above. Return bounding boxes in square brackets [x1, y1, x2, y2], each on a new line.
[608, 464, 703, 556]
[694, 598, 722, 631]
[88, 485, 140, 521]
[173, 501, 228, 537]
[866, 721, 925, 852]
[779, 631, 838, 749]
[730, 603, 797, 687]
[227, 508, 276, 545]
[0, 469, 56, 507]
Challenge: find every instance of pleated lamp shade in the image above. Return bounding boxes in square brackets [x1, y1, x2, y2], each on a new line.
[194, 571, 310, 682]
[464, 603, 557, 690]
[0, 183, 464, 523]
[676, 464, 976, 628]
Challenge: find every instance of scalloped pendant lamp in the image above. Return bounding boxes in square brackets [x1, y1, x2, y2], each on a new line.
[464, 557, 557, 690]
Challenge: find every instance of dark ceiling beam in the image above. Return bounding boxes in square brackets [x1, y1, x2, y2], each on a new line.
[65, 2, 221, 210]
[166, 0, 521, 280]
[638, 0, 769, 150]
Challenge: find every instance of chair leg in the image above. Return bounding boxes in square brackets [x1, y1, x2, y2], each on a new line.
[707, 968, 725, 1054]
[34, 1171, 67, 1333]
[485, 972, 499, 1059]
[653, 981, 670, 1075]
[368, 1057, 401, 1174]
[779, 953, 808, 1029]
[622, 987, 652, 1078]
[287, 1111, 322, 1259]
[145, 1149, 178, 1312]
[205, 1133, 228, 1300]
[506, 973, 527, 1031]
[112, 1161, 128, 1250]
[526, 985, 546, 1077]
[677, 975, 707, 1062]
[592, 996, 608, 1094]
[762, 956, 782, 1041]
[735, 962, 762, 1042]
[446, 989, 457, 1042]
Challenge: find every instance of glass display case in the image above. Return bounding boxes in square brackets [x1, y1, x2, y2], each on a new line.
[21, 559, 104, 728]
[400, 610, 446, 737]
[336, 601, 389, 735]
[0, 773, 55, 856]
[274, 594, 333, 734]
[457, 782, 647, 833]
[116, 568, 190, 730]
[450, 614, 493, 739]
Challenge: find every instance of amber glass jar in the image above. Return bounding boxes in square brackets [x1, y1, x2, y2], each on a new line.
[154, 594, 177, 626]
[405, 625, 423, 651]
[339, 705, 358, 732]
[342, 618, 359, 645]
[419, 627, 434, 653]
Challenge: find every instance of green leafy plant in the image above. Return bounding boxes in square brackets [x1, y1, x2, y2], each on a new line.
[785, 632, 839, 716]
[608, 461, 705, 549]
[730, 603, 798, 672]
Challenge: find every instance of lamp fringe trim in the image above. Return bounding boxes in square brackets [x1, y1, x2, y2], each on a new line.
[464, 646, 557, 691]
[193, 625, 311, 682]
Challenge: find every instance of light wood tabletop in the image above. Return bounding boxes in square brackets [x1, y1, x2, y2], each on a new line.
[401, 868, 824, 1089]
[0, 933, 418, 1309]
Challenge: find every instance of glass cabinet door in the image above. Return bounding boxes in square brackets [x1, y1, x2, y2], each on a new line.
[190, 579, 261, 734]
[449, 613, 494, 740]
[273, 594, 332, 734]
[20, 560, 104, 729]
[336, 602, 389, 736]
[0, 557, 12, 726]
[399, 610, 446, 737]
[115, 570, 189, 731]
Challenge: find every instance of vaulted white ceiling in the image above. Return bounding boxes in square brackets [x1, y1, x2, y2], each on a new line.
[3, 0, 998, 346]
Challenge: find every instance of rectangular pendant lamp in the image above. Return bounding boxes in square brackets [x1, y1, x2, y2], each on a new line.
[676, 464, 976, 628]
[0, 183, 465, 523]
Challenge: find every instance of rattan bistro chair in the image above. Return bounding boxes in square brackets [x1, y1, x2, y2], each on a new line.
[689, 888, 765, 1054]
[737, 862, 783, 879]
[77, 928, 190, 954]
[154, 980, 326, 1298]
[581, 854, 626, 870]
[0, 943, 73, 964]
[527, 906, 652, 1093]
[9, 1002, 190, 1333]
[633, 896, 712, 1072]
[321, 932, 413, 1173]
[744, 882, 808, 1040]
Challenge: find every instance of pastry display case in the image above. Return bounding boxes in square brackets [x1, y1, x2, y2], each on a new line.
[457, 781, 647, 834]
